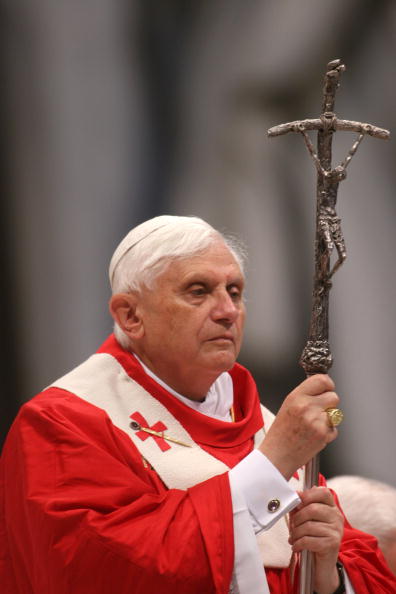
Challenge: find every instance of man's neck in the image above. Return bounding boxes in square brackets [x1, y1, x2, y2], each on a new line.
[134, 353, 234, 422]
[131, 352, 218, 402]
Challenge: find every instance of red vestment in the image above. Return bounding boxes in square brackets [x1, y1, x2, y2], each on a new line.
[1, 335, 395, 593]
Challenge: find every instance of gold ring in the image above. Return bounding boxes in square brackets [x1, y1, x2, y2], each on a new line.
[325, 408, 344, 427]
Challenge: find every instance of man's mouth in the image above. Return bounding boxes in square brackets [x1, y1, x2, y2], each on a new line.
[208, 335, 234, 342]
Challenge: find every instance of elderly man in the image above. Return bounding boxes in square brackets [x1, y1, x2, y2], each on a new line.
[1, 215, 395, 594]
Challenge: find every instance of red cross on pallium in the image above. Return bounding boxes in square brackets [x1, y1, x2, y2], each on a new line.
[130, 411, 171, 452]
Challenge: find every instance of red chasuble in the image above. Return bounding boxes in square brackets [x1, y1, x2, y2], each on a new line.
[1, 335, 395, 593]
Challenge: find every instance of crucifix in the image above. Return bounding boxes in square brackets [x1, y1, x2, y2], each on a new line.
[267, 59, 389, 594]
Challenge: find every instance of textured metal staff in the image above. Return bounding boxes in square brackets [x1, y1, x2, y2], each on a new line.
[268, 59, 389, 594]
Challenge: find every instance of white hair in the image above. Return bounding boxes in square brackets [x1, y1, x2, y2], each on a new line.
[327, 475, 396, 550]
[109, 215, 246, 349]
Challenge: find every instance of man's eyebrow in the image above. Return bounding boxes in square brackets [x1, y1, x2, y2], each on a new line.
[181, 273, 244, 288]
[227, 276, 244, 285]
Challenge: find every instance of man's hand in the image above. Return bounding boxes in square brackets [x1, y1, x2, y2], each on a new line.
[289, 486, 344, 594]
[259, 374, 339, 479]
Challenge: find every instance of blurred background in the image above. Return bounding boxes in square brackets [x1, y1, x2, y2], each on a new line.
[1, 0, 395, 485]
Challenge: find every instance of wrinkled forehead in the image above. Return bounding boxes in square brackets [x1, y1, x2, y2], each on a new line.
[155, 240, 244, 284]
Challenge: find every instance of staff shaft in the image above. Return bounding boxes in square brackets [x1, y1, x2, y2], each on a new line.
[298, 62, 343, 594]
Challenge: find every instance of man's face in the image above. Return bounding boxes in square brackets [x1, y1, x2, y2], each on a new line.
[134, 240, 246, 398]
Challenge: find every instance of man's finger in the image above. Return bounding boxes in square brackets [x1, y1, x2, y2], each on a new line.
[297, 486, 336, 507]
[296, 374, 335, 396]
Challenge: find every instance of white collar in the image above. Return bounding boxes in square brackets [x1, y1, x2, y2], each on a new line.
[133, 354, 233, 422]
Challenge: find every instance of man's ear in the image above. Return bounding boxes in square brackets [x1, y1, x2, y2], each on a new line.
[109, 293, 144, 339]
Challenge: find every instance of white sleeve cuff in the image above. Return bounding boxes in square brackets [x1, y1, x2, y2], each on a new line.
[229, 449, 301, 532]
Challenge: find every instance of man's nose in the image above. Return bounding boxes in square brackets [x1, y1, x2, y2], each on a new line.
[211, 291, 239, 322]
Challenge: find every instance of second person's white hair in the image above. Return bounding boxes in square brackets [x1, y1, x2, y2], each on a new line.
[328, 475, 396, 550]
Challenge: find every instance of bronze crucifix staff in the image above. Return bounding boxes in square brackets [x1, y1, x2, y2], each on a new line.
[267, 59, 390, 594]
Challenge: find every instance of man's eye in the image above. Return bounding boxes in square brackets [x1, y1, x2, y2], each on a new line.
[229, 288, 242, 301]
[190, 287, 206, 296]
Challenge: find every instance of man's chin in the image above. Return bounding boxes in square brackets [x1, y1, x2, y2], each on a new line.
[206, 351, 237, 373]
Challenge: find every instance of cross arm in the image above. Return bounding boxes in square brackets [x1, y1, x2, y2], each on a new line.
[268, 118, 390, 140]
